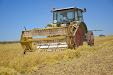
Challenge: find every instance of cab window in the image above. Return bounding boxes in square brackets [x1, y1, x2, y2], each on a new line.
[78, 10, 83, 22]
[67, 12, 74, 20]
[75, 10, 78, 21]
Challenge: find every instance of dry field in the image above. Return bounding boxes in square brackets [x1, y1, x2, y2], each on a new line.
[0, 35, 113, 75]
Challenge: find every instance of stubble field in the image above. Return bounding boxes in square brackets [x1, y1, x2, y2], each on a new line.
[0, 35, 113, 75]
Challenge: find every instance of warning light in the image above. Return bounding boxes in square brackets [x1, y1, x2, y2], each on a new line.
[53, 7, 55, 10]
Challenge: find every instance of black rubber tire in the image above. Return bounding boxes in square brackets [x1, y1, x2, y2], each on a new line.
[87, 31, 94, 46]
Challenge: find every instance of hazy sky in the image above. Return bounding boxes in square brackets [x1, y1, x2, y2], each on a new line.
[0, 0, 113, 41]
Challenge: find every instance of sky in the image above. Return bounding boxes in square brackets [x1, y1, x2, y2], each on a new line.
[0, 0, 113, 41]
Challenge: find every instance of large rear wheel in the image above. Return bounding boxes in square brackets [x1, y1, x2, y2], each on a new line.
[75, 27, 83, 47]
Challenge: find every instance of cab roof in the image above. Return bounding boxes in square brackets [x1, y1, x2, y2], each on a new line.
[53, 7, 83, 12]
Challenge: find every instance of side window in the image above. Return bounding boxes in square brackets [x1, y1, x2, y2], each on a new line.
[75, 10, 78, 21]
[53, 12, 58, 23]
[78, 10, 83, 22]
[54, 12, 56, 20]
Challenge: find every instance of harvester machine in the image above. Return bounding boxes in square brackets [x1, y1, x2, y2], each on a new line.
[20, 7, 94, 54]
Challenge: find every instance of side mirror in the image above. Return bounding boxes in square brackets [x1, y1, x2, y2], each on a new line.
[50, 10, 53, 13]
[84, 8, 86, 12]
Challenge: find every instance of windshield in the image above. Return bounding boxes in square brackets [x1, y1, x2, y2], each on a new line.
[53, 9, 74, 23]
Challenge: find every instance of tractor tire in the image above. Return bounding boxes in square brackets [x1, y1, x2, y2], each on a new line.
[87, 31, 94, 46]
[75, 27, 83, 47]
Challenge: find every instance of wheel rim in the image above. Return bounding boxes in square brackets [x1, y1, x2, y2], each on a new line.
[75, 28, 83, 47]
[91, 33, 94, 45]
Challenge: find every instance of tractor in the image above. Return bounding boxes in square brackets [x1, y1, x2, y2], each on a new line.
[20, 7, 94, 53]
